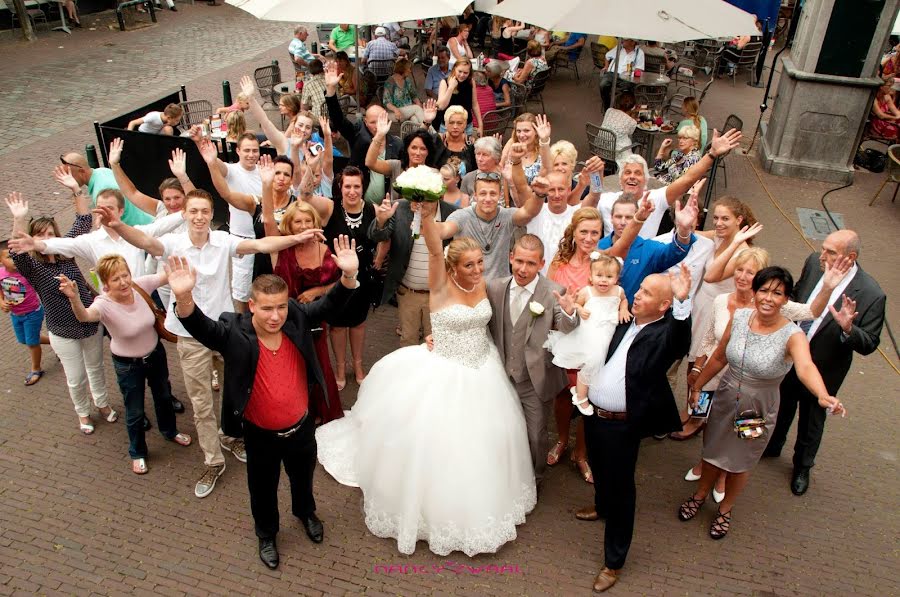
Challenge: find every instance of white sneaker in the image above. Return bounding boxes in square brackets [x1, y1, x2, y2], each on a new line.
[194, 463, 226, 498]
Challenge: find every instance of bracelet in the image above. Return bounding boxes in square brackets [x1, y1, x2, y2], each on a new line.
[538, 138, 550, 146]
[342, 271, 358, 280]
[690, 366, 702, 374]
[676, 231, 692, 242]
[510, 159, 522, 166]
[634, 215, 646, 224]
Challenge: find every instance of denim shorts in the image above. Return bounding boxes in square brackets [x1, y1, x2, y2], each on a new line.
[10, 306, 44, 346]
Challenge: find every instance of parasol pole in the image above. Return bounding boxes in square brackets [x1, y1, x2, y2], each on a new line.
[608, 42, 621, 112]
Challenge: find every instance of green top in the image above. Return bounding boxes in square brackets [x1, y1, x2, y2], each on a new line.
[87, 168, 154, 226]
[330, 26, 357, 51]
[383, 75, 418, 108]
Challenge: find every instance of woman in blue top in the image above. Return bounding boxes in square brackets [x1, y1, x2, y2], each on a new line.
[677, 97, 708, 150]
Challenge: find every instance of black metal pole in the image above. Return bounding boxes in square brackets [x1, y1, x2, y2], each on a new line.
[180, 85, 187, 102]
[85, 144, 100, 169]
[222, 80, 233, 107]
[93, 121, 108, 167]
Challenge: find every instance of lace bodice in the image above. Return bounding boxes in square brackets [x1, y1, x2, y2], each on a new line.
[725, 309, 802, 382]
[431, 298, 493, 369]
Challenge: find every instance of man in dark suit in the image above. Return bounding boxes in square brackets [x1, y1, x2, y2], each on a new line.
[765, 230, 886, 496]
[368, 196, 457, 346]
[170, 236, 359, 570]
[575, 265, 692, 593]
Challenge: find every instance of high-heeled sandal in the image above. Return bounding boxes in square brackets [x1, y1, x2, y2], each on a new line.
[574, 459, 593, 484]
[678, 496, 705, 521]
[353, 359, 366, 384]
[335, 362, 346, 391]
[709, 509, 731, 539]
[546, 441, 568, 466]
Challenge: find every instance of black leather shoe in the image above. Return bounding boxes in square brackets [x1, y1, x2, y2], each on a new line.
[791, 469, 810, 496]
[171, 397, 185, 413]
[300, 513, 324, 543]
[258, 537, 279, 569]
[142, 415, 152, 431]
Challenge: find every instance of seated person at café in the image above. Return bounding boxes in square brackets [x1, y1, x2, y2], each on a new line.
[329, 24, 358, 55]
[383, 59, 425, 125]
[215, 93, 250, 117]
[127, 104, 184, 136]
[425, 47, 451, 100]
[599, 38, 644, 109]
[545, 31, 587, 65]
[289, 25, 316, 71]
[363, 26, 399, 78]
[653, 125, 702, 184]
[486, 62, 511, 109]
[600, 92, 639, 171]
[513, 40, 550, 85]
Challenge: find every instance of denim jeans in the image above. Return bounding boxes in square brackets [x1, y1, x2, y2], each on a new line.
[112, 342, 177, 459]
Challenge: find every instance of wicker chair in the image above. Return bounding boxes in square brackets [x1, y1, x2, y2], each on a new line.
[525, 68, 552, 113]
[176, 100, 213, 128]
[254, 63, 283, 110]
[585, 123, 620, 175]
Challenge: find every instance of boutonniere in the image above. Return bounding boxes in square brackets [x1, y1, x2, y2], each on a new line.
[528, 301, 545, 318]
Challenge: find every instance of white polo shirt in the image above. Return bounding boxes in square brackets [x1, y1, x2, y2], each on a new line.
[158, 230, 244, 337]
[597, 186, 669, 239]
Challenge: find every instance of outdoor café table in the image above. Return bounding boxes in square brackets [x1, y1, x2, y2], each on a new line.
[617, 72, 671, 86]
[631, 122, 677, 162]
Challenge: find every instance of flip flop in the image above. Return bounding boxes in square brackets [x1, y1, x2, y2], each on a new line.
[132, 458, 148, 474]
[24, 370, 44, 386]
[79, 420, 95, 435]
[171, 433, 192, 446]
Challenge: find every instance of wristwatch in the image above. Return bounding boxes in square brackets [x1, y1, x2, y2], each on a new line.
[342, 270, 358, 280]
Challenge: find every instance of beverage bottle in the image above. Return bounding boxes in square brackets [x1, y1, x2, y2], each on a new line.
[590, 172, 603, 194]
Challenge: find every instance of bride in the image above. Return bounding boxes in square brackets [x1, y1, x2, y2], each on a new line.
[316, 199, 537, 557]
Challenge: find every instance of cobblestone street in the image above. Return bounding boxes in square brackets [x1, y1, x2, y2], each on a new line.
[0, 5, 897, 595]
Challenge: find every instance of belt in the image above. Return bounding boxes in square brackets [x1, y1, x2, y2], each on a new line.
[112, 344, 160, 364]
[400, 284, 430, 294]
[594, 408, 627, 421]
[273, 412, 309, 438]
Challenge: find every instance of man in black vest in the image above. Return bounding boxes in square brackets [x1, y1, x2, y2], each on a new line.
[171, 236, 359, 570]
[765, 230, 886, 495]
[575, 265, 692, 592]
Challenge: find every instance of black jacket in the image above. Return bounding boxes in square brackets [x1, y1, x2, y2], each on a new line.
[607, 310, 691, 438]
[325, 92, 403, 171]
[789, 253, 886, 393]
[367, 199, 457, 304]
[177, 282, 355, 437]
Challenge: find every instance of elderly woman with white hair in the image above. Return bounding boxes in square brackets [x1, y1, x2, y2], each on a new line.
[654, 125, 703, 184]
[433, 105, 476, 174]
[459, 136, 509, 205]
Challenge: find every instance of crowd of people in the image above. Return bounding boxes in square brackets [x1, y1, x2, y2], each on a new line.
[1, 12, 888, 595]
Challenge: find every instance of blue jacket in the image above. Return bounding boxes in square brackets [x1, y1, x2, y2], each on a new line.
[599, 232, 694, 303]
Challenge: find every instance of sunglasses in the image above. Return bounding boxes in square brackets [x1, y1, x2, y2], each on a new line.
[476, 172, 501, 181]
[59, 156, 84, 170]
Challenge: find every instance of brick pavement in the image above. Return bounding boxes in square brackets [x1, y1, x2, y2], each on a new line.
[1, 10, 898, 596]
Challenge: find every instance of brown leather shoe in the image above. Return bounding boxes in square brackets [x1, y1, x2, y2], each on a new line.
[575, 506, 600, 521]
[592, 567, 619, 592]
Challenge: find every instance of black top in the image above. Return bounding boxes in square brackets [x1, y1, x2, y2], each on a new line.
[251, 194, 297, 281]
[436, 78, 475, 126]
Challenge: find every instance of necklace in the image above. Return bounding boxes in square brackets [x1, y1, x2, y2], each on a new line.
[468, 210, 503, 254]
[450, 274, 476, 293]
[260, 334, 282, 356]
[344, 208, 364, 230]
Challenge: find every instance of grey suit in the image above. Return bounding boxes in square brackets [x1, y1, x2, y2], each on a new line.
[487, 275, 577, 481]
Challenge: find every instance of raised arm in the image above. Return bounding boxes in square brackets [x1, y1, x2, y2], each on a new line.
[807, 256, 853, 318]
[365, 112, 395, 176]
[665, 128, 742, 203]
[577, 156, 605, 207]
[436, 76, 458, 110]
[605, 191, 654, 259]
[5, 192, 31, 237]
[323, 62, 357, 143]
[320, 115, 335, 181]
[420, 200, 449, 292]
[53, 165, 91, 216]
[95, 205, 164, 257]
[703, 223, 763, 283]
[57, 275, 101, 323]
[258, 155, 281, 239]
[534, 115, 553, 177]
[199, 138, 257, 214]
[240, 75, 288, 155]
[509, 145, 545, 226]
[296, 152, 335, 225]
[236, 228, 324, 256]
[109, 138, 161, 216]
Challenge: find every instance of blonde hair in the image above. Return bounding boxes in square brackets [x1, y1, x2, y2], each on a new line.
[440, 157, 463, 184]
[279, 201, 322, 236]
[549, 140, 577, 169]
[682, 96, 702, 132]
[444, 105, 469, 125]
[450, 57, 472, 78]
[678, 124, 701, 149]
[445, 237, 482, 273]
[96, 254, 130, 285]
[553, 207, 602, 266]
[590, 253, 621, 277]
[226, 110, 246, 141]
[235, 92, 251, 105]
[733, 247, 770, 272]
[512, 112, 539, 156]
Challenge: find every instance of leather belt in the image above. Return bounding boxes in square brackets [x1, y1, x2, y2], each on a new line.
[112, 344, 160, 364]
[400, 284, 430, 294]
[594, 408, 627, 421]
[274, 412, 309, 438]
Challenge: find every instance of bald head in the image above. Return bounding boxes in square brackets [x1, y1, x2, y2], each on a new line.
[62, 152, 91, 185]
[820, 229, 860, 271]
[63, 152, 88, 168]
[364, 105, 386, 135]
[631, 273, 674, 322]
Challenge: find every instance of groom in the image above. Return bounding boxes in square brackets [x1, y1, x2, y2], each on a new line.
[487, 234, 578, 483]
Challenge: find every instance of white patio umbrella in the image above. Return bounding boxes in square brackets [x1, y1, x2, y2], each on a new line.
[489, 0, 758, 108]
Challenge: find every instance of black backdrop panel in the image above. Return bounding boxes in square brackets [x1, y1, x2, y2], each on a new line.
[816, 0, 886, 78]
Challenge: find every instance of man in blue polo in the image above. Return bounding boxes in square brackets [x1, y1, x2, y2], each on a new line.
[598, 193, 698, 303]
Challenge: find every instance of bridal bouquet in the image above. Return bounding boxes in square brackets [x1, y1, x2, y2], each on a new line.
[393, 166, 446, 238]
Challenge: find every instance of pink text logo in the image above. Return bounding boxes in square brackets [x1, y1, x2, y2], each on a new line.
[373, 562, 524, 575]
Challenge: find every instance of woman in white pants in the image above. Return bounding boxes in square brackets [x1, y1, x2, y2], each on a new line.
[6, 187, 115, 434]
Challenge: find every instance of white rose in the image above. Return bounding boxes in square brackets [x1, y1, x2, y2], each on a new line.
[528, 301, 545, 316]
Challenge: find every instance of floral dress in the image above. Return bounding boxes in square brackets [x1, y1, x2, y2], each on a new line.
[654, 148, 702, 184]
[383, 76, 418, 110]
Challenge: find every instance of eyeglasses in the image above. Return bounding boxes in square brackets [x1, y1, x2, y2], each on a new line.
[475, 172, 501, 181]
[59, 155, 84, 170]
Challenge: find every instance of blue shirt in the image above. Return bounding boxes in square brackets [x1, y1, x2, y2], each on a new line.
[425, 63, 450, 95]
[565, 33, 587, 60]
[289, 38, 314, 63]
[599, 231, 694, 303]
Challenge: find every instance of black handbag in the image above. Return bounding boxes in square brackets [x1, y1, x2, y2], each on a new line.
[854, 148, 887, 173]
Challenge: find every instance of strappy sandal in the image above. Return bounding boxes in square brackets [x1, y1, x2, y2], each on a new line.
[101, 407, 118, 423]
[709, 509, 732, 539]
[574, 459, 594, 484]
[171, 433, 192, 446]
[24, 370, 44, 386]
[132, 458, 148, 474]
[546, 441, 568, 466]
[79, 419, 95, 435]
[678, 496, 705, 521]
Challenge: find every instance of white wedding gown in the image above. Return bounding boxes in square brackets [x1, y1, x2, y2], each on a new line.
[316, 298, 537, 556]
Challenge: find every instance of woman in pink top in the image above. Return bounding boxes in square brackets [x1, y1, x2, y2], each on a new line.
[58, 255, 191, 475]
[545, 204, 647, 484]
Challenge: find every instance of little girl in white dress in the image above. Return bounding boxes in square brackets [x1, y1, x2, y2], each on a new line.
[544, 254, 631, 415]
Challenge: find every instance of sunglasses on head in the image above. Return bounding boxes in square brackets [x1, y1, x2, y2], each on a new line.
[59, 155, 84, 170]
[476, 172, 501, 181]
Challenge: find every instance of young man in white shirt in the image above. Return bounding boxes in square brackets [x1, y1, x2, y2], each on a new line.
[99, 189, 321, 498]
[599, 39, 645, 108]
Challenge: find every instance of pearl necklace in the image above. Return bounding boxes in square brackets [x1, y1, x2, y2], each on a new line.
[344, 209, 364, 230]
[450, 274, 476, 293]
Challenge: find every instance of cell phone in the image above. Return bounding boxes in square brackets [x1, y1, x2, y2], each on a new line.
[308, 142, 325, 156]
[689, 391, 713, 419]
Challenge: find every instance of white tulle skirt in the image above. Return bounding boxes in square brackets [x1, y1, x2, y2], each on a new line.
[316, 344, 537, 557]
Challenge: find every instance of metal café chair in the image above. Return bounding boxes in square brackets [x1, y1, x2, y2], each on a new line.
[730, 41, 763, 85]
[869, 144, 900, 206]
[585, 123, 620, 176]
[177, 100, 213, 128]
[634, 84, 667, 111]
[254, 63, 283, 110]
[481, 106, 516, 139]
[525, 68, 552, 113]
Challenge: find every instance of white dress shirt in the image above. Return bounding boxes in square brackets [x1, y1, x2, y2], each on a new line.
[589, 298, 692, 412]
[42, 211, 184, 278]
[509, 276, 539, 323]
[804, 263, 858, 339]
[159, 230, 243, 337]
